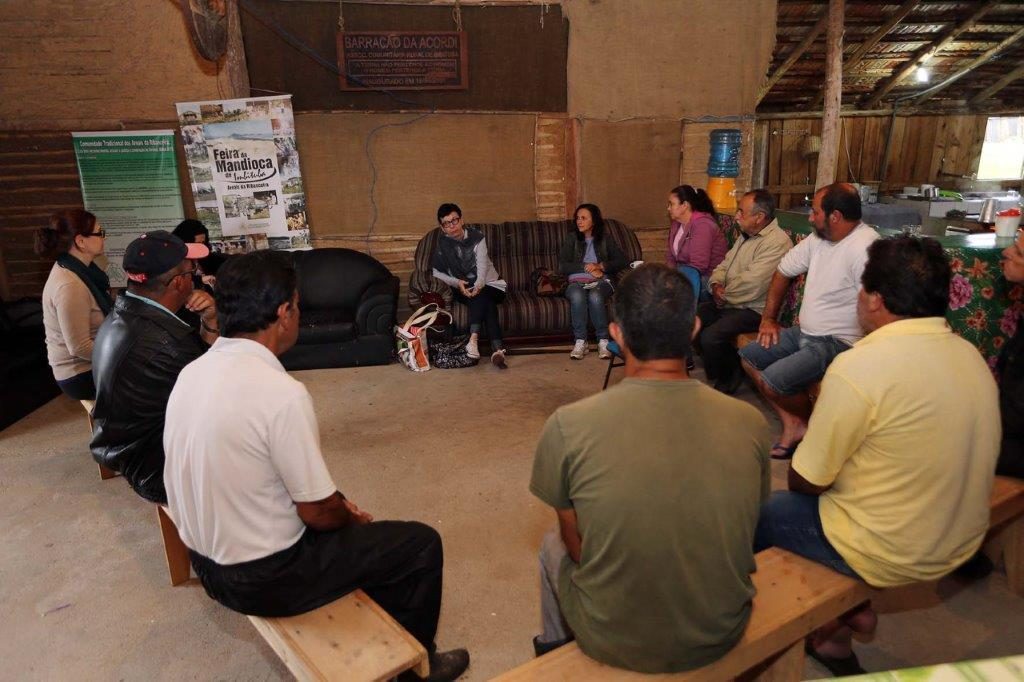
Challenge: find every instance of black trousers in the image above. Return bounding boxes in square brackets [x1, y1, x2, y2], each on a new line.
[696, 302, 762, 382]
[452, 286, 505, 348]
[189, 520, 444, 651]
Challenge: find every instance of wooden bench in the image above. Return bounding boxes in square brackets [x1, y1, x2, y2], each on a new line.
[248, 589, 429, 682]
[984, 475, 1024, 596]
[494, 547, 871, 681]
[79, 399, 118, 480]
[496, 477, 1024, 681]
[156, 505, 192, 586]
[80, 400, 191, 586]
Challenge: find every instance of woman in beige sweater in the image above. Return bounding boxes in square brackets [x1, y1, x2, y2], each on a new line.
[35, 209, 112, 400]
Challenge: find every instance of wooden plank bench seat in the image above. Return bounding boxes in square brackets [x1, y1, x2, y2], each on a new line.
[494, 477, 1024, 681]
[493, 548, 871, 681]
[249, 589, 429, 682]
[984, 475, 1024, 596]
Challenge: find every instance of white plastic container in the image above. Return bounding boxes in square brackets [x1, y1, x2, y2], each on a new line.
[995, 212, 1021, 238]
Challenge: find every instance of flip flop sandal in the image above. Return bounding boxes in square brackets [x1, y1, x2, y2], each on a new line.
[770, 440, 801, 460]
[805, 641, 866, 677]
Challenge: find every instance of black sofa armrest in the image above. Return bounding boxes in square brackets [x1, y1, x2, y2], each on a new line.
[355, 276, 399, 336]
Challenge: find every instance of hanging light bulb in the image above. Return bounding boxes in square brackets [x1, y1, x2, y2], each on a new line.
[916, 66, 930, 83]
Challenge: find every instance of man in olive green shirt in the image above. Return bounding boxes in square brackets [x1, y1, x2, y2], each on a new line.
[529, 264, 772, 673]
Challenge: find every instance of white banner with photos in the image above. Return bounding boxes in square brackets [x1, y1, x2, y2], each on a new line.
[175, 95, 310, 254]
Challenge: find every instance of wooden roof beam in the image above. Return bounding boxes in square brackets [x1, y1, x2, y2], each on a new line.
[757, 10, 830, 105]
[970, 62, 1024, 105]
[807, 0, 919, 109]
[913, 26, 1024, 105]
[862, 0, 1000, 109]
[844, 0, 921, 72]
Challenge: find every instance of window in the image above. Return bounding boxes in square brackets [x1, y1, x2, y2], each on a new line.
[977, 116, 1024, 180]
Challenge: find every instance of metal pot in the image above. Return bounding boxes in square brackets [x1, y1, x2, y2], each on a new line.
[979, 199, 999, 224]
[922, 186, 940, 199]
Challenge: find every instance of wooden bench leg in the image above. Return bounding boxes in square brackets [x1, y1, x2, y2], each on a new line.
[81, 400, 120, 481]
[744, 640, 805, 682]
[157, 506, 192, 586]
[987, 515, 1024, 597]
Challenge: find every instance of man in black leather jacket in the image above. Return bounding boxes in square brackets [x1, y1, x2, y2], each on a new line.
[90, 231, 219, 504]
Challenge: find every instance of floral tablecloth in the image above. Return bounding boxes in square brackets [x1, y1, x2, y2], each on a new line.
[836, 654, 1024, 681]
[775, 212, 1022, 370]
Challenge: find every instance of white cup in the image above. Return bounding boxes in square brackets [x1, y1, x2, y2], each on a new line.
[995, 214, 1022, 238]
[630, 260, 644, 269]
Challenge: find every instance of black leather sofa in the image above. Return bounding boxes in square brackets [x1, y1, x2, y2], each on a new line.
[1, 298, 60, 431]
[279, 248, 398, 371]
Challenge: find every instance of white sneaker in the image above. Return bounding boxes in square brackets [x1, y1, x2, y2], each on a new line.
[598, 339, 612, 359]
[570, 339, 589, 360]
[465, 337, 480, 359]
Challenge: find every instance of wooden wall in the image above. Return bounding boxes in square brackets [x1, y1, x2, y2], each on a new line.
[242, 1, 569, 112]
[0, 1, 223, 131]
[758, 114, 993, 209]
[564, 0, 776, 119]
[0, 0, 776, 302]
[0, 115, 756, 303]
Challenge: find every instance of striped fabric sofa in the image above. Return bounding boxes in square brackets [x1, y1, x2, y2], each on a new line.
[407, 219, 642, 341]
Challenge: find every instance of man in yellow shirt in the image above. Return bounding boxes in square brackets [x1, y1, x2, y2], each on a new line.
[754, 236, 1000, 675]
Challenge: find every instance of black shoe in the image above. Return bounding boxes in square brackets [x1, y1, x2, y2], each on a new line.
[713, 368, 744, 395]
[532, 635, 572, 657]
[398, 648, 469, 682]
[686, 357, 696, 372]
[805, 641, 866, 677]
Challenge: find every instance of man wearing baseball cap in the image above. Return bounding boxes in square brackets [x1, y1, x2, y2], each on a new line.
[90, 230, 220, 504]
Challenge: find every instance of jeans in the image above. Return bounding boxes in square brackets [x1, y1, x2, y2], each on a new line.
[452, 285, 506, 349]
[696, 303, 761, 382]
[565, 281, 613, 341]
[738, 325, 850, 395]
[754, 491, 859, 578]
[537, 529, 574, 644]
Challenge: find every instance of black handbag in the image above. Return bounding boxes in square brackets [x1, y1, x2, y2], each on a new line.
[428, 334, 479, 369]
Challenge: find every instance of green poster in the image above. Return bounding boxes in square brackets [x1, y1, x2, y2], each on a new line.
[72, 130, 184, 286]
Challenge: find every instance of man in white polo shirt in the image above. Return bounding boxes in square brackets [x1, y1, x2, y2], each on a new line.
[163, 250, 469, 682]
[739, 183, 879, 459]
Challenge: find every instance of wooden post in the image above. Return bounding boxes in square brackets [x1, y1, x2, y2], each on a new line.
[223, 0, 250, 98]
[752, 121, 770, 190]
[815, 0, 844, 188]
[807, 0, 919, 110]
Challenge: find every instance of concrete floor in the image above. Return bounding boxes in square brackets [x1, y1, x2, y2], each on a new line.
[0, 351, 1021, 680]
